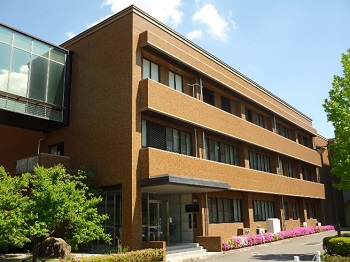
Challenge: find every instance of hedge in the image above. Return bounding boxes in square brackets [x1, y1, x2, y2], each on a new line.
[323, 233, 350, 257]
[66, 248, 164, 262]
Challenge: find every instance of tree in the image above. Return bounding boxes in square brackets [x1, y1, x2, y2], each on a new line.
[323, 48, 350, 190]
[0, 165, 110, 261]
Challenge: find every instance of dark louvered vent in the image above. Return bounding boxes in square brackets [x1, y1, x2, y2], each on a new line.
[147, 121, 166, 150]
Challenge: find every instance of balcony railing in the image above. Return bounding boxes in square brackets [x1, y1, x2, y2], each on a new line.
[16, 153, 70, 175]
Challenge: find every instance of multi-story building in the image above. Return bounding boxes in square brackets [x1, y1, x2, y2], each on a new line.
[0, 5, 327, 250]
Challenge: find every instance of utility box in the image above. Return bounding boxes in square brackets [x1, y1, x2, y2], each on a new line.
[237, 228, 250, 235]
[256, 228, 265, 234]
[266, 218, 281, 233]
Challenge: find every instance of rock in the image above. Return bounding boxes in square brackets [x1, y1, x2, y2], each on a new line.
[38, 237, 71, 259]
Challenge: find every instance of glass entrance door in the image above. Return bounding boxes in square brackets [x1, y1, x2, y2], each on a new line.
[142, 193, 168, 242]
[149, 201, 162, 241]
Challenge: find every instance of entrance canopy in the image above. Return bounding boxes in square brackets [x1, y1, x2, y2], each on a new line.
[139, 174, 231, 194]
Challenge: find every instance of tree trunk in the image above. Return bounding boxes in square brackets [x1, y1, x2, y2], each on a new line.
[31, 237, 43, 262]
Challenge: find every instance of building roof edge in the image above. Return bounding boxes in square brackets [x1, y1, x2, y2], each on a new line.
[61, 5, 313, 123]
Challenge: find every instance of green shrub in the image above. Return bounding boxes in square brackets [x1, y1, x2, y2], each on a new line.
[323, 254, 350, 262]
[323, 234, 350, 257]
[68, 248, 164, 262]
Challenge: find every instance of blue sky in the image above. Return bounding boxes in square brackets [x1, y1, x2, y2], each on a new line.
[2, 0, 349, 138]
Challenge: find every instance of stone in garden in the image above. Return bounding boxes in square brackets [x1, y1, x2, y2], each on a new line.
[38, 237, 71, 259]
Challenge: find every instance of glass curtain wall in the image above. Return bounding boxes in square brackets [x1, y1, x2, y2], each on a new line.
[0, 25, 68, 121]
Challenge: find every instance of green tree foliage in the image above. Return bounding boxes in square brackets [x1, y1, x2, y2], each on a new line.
[0, 165, 110, 260]
[0, 167, 31, 248]
[323, 48, 350, 190]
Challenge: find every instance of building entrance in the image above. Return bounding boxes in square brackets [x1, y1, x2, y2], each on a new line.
[142, 193, 197, 244]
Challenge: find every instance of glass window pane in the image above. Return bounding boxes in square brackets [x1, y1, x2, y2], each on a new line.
[0, 26, 12, 44]
[209, 139, 215, 160]
[186, 133, 191, 155]
[0, 43, 11, 91]
[8, 48, 30, 97]
[229, 146, 234, 165]
[175, 74, 182, 92]
[29, 55, 48, 102]
[217, 199, 223, 223]
[212, 199, 218, 223]
[13, 33, 32, 52]
[142, 119, 147, 147]
[142, 58, 150, 79]
[223, 199, 230, 222]
[166, 127, 173, 151]
[173, 129, 179, 153]
[33, 40, 50, 58]
[214, 141, 220, 161]
[180, 131, 187, 154]
[151, 62, 159, 81]
[47, 61, 64, 105]
[224, 144, 230, 164]
[50, 48, 66, 64]
[169, 71, 174, 89]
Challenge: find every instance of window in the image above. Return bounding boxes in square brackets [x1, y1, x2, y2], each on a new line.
[282, 126, 290, 139]
[306, 203, 310, 219]
[49, 143, 64, 155]
[311, 203, 316, 218]
[257, 114, 265, 128]
[249, 151, 271, 173]
[284, 202, 289, 220]
[169, 71, 183, 92]
[278, 158, 284, 176]
[253, 200, 275, 221]
[276, 123, 290, 139]
[142, 119, 191, 156]
[208, 198, 242, 223]
[298, 134, 308, 147]
[221, 96, 231, 113]
[203, 87, 214, 105]
[142, 58, 159, 81]
[287, 163, 293, 178]
[98, 190, 122, 243]
[205, 138, 239, 166]
[292, 202, 298, 220]
[302, 167, 312, 181]
[245, 108, 253, 123]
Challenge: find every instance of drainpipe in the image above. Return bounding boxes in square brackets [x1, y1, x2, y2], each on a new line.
[205, 192, 209, 236]
[37, 132, 46, 154]
[199, 75, 206, 159]
[199, 75, 203, 101]
[281, 195, 286, 231]
[194, 129, 198, 157]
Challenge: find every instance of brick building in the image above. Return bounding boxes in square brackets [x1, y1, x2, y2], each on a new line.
[0, 5, 328, 250]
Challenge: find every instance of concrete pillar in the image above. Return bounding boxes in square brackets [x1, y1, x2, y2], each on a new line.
[242, 192, 253, 229]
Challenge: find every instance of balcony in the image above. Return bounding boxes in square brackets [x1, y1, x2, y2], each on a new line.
[139, 79, 321, 166]
[16, 153, 70, 175]
[139, 148, 325, 199]
[139, 30, 317, 135]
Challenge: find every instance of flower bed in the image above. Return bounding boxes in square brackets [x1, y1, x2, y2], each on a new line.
[222, 225, 335, 251]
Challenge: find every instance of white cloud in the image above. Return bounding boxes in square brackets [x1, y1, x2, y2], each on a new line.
[66, 31, 77, 39]
[102, 0, 183, 27]
[192, 3, 229, 41]
[0, 66, 28, 97]
[228, 10, 239, 30]
[186, 29, 203, 41]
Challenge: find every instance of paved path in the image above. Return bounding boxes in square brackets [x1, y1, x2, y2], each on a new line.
[197, 230, 343, 262]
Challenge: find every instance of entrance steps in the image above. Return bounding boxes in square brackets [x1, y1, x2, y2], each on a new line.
[166, 243, 216, 262]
